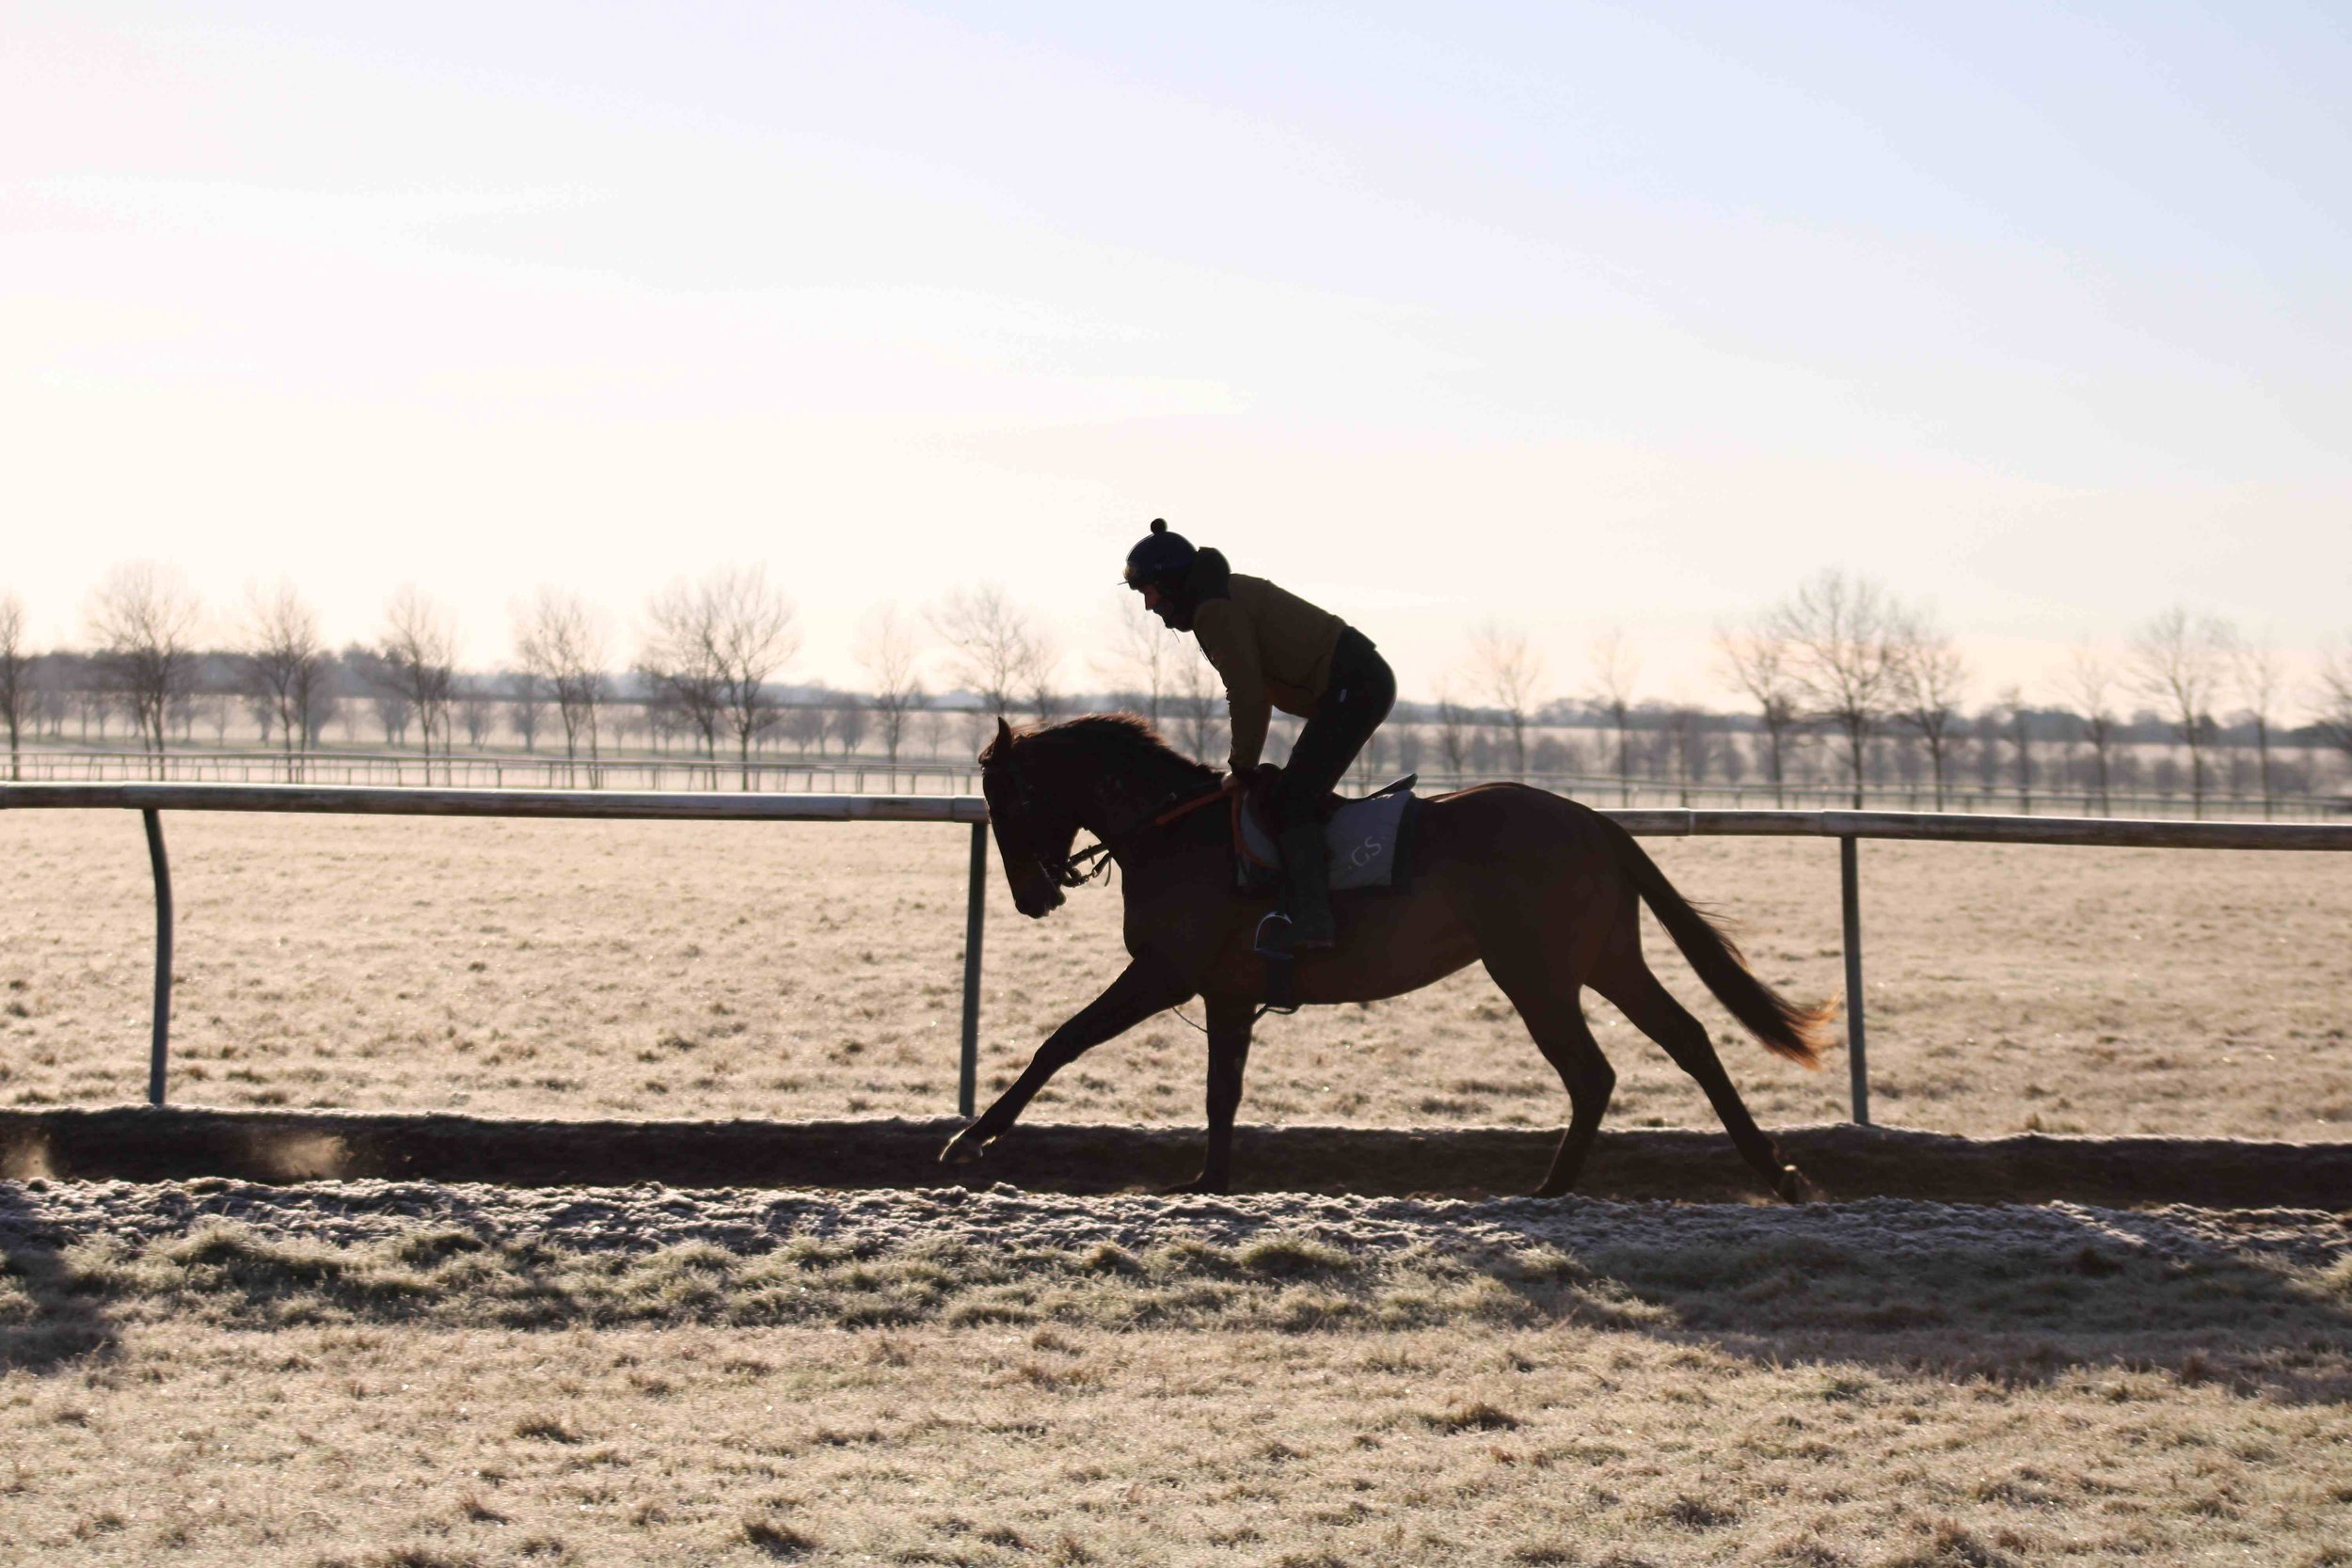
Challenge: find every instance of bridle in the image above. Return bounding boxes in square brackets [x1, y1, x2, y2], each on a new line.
[992, 742, 1099, 892]
[992, 740, 1224, 891]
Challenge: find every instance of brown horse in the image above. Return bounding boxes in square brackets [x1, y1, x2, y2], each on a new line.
[941, 714, 1835, 1199]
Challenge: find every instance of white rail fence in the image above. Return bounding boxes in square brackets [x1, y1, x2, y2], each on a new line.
[16, 748, 2347, 820]
[5, 782, 2348, 1125]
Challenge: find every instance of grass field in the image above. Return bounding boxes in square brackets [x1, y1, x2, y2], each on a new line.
[6, 1188, 2350, 1566]
[5, 810, 2347, 1139]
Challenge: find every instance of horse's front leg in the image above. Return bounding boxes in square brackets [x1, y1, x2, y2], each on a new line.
[1168, 994, 1257, 1195]
[940, 958, 1193, 1167]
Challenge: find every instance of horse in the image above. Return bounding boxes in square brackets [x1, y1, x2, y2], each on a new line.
[940, 714, 1836, 1199]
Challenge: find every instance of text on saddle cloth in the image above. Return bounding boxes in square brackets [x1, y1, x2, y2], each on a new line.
[1235, 774, 1417, 894]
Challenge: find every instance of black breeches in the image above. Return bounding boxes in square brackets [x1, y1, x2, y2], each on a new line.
[1274, 627, 1395, 831]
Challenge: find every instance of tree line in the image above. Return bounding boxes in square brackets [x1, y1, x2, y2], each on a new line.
[2, 563, 2348, 812]
[1414, 572, 2352, 815]
[0, 564, 1107, 787]
[1421, 571, 2349, 816]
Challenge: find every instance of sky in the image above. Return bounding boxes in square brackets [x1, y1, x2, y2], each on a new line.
[5, 1, 2348, 708]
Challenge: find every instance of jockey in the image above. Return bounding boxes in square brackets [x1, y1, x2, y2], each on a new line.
[1122, 518, 1396, 950]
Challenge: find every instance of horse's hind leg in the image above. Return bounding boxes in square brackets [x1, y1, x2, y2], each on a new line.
[1170, 993, 1256, 1195]
[1482, 955, 1615, 1198]
[1591, 947, 1810, 1202]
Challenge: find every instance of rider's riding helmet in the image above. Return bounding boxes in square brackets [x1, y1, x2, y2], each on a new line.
[1121, 518, 1195, 594]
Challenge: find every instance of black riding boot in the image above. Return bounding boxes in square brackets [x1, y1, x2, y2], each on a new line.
[1278, 821, 1336, 950]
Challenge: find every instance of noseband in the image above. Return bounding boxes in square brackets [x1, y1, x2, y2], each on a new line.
[993, 740, 1221, 892]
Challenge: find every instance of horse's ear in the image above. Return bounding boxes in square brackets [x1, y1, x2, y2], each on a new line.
[994, 716, 1014, 751]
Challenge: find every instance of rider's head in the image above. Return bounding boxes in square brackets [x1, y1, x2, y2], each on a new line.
[1122, 518, 1197, 629]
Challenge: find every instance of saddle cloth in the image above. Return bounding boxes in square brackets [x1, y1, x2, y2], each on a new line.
[1236, 774, 1417, 894]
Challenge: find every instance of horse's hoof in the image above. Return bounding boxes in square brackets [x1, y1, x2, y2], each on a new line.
[1773, 1164, 1823, 1204]
[1163, 1174, 1229, 1196]
[939, 1130, 989, 1166]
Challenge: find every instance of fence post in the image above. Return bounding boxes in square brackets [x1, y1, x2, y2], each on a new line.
[1840, 833, 1868, 1125]
[959, 821, 988, 1118]
[142, 808, 173, 1107]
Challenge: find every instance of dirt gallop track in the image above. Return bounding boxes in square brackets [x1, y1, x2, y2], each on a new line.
[6, 1106, 2348, 1208]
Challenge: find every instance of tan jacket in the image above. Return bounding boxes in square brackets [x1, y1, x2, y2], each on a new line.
[1192, 574, 1345, 772]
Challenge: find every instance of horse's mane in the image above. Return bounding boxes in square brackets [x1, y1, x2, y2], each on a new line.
[982, 712, 1216, 792]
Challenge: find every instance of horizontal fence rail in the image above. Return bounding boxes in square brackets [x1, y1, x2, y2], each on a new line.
[15, 748, 2347, 819]
[1604, 807, 2352, 851]
[9, 750, 991, 796]
[3, 782, 987, 823]
[7, 782, 2349, 1129]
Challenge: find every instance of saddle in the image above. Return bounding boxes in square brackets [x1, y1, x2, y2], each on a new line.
[1232, 768, 1418, 896]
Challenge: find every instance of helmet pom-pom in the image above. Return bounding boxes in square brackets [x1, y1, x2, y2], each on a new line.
[1150, 517, 1167, 533]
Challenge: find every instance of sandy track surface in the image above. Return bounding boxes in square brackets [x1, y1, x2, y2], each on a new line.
[7, 1175, 2347, 1273]
[8, 1107, 2352, 1208]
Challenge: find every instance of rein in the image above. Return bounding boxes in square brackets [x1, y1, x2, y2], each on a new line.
[1047, 778, 1228, 887]
[997, 735, 1226, 891]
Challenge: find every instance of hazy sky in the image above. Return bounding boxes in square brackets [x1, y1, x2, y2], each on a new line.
[6, 2, 2348, 705]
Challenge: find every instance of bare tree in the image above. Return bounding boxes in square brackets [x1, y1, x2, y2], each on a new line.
[625, 566, 795, 785]
[1767, 571, 1899, 807]
[30, 664, 65, 744]
[1023, 626, 1064, 724]
[2130, 605, 2227, 816]
[2060, 645, 2121, 816]
[455, 674, 499, 748]
[1665, 706, 1709, 805]
[854, 603, 925, 780]
[1173, 645, 1219, 765]
[1435, 685, 1471, 783]
[0, 592, 31, 781]
[237, 579, 329, 781]
[1470, 621, 1546, 778]
[2313, 641, 2352, 766]
[833, 695, 869, 759]
[507, 671, 547, 753]
[303, 664, 341, 749]
[1099, 594, 1172, 728]
[245, 683, 276, 748]
[516, 587, 612, 783]
[367, 687, 411, 746]
[638, 577, 727, 775]
[72, 681, 112, 743]
[1887, 610, 1968, 810]
[379, 584, 461, 777]
[706, 566, 797, 784]
[930, 584, 1039, 720]
[1589, 627, 1641, 804]
[2230, 629, 2286, 819]
[1714, 621, 1802, 807]
[784, 700, 828, 757]
[1998, 685, 2036, 812]
[85, 562, 203, 768]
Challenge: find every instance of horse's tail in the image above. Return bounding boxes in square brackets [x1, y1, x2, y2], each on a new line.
[1601, 816, 1835, 1069]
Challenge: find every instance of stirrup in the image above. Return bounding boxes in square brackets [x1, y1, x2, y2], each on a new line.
[1252, 911, 1300, 1014]
[1252, 910, 1295, 959]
